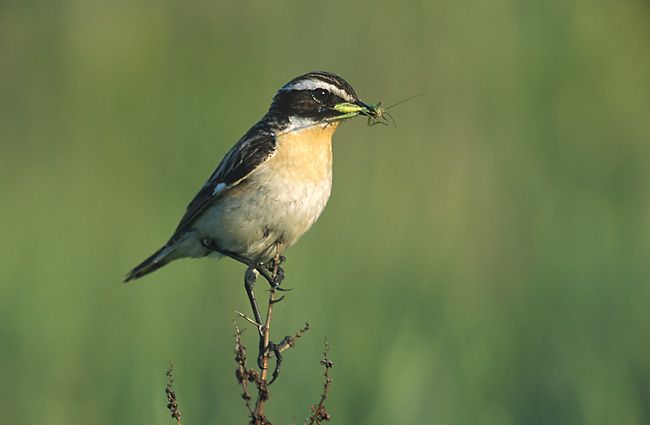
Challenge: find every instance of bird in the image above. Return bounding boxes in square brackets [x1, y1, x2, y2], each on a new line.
[124, 71, 376, 285]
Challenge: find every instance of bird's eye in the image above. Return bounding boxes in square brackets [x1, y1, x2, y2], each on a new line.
[311, 89, 329, 103]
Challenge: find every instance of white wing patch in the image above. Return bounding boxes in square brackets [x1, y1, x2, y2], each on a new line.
[212, 182, 227, 196]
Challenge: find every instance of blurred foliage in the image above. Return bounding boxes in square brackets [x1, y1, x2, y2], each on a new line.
[1, 1, 649, 424]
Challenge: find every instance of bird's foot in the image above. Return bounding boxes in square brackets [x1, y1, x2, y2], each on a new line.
[267, 255, 291, 290]
[256, 337, 291, 384]
[267, 341, 283, 385]
[260, 255, 290, 291]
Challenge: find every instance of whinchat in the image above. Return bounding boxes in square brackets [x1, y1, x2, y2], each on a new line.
[125, 71, 377, 284]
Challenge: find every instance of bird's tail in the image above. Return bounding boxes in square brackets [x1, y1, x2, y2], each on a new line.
[124, 245, 174, 282]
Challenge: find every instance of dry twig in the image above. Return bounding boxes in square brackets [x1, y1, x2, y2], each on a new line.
[305, 340, 334, 425]
[232, 252, 318, 425]
[161, 250, 335, 425]
[234, 321, 257, 417]
[253, 286, 276, 421]
[165, 363, 182, 425]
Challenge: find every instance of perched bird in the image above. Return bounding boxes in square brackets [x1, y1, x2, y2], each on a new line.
[124, 71, 376, 283]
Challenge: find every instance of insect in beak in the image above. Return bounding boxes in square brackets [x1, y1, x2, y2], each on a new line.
[353, 100, 377, 117]
[330, 94, 423, 127]
[331, 100, 384, 123]
[332, 101, 370, 116]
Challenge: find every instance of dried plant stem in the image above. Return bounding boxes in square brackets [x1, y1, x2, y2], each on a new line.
[306, 341, 333, 425]
[234, 321, 255, 416]
[236, 310, 263, 329]
[254, 286, 276, 418]
[163, 248, 334, 425]
[165, 363, 182, 425]
[230, 249, 331, 425]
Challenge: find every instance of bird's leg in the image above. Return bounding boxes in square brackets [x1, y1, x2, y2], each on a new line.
[201, 238, 288, 290]
[201, 239, 265, 333]
[243, 267, 271, 368]
[244, 267, 263, 336]
[201, 238, 291, 377]
[259, 249, 293, 381]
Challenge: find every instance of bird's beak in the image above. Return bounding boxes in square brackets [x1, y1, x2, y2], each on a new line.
[332, 99, 378, 118]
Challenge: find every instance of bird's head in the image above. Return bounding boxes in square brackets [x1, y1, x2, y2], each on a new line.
[268, 71, 376, 131]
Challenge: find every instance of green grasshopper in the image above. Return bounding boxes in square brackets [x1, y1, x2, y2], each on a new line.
[329, 94, 423, 127]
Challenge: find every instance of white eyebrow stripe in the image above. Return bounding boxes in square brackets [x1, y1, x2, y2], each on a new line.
[281, 80, 353, 102]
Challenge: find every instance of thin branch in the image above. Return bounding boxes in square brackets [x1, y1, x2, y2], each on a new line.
[165, 363, 182, 425]
[234, 321, 255, 416]
[161, 248, 335, 425]
[305, 340, 334, 425]
[253, 286, 276, 419]
[275, 323, 310, 355]
[231, 248, 330, 425]
[236, 310, 263, 330]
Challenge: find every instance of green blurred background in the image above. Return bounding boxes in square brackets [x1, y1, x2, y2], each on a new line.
[1, 1, 649, 424]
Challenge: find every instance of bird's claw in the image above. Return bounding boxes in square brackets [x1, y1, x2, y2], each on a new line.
[270, 266, 285, 289]
[268, 342, 283, 385]
[257, 334, 267, 370]
[257, 352, 265, 370]
[270, 295, 285, 304]
[253, 255, 287, 289]
[256, 337, 288, 384]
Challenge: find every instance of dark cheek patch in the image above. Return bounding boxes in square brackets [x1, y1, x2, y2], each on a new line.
[271, 91, 339, 120]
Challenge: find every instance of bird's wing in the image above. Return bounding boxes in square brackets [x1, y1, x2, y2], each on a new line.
[171, 123, 277, 235]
